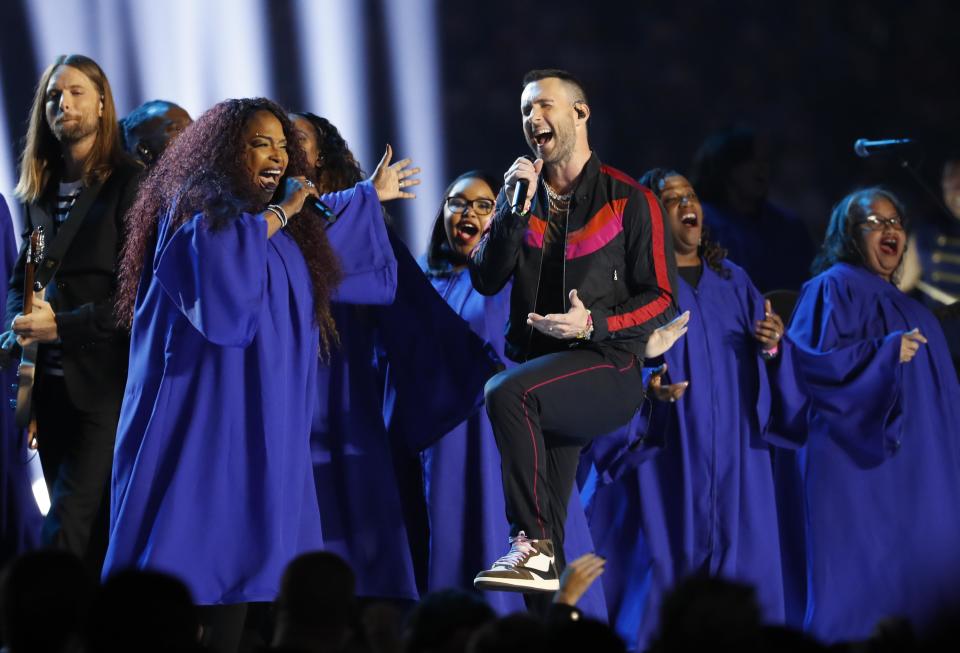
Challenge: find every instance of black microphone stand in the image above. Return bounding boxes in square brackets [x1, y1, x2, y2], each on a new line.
[895, 153, 954, 223]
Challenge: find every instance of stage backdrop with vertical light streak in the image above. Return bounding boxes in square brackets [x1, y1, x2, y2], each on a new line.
[2, 0, 959, 252]
[0, 0, 444, 254]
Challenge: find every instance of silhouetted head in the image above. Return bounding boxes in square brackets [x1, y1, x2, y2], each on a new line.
[87, 569, 200, 653]
[650, 575, 763, 653]
[272, 552, 360, 652]
[0, 549, 94, 653]
[546, 617, 627, 653]
[467, 615, 546, 653]
[403, 589, 495, 653]
[691, 126, 771, 217]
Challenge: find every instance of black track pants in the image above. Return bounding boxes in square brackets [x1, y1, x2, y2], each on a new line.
[485, 346, 645, 553]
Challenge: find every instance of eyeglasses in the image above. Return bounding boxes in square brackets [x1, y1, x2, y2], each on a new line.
[446, 196, 496, 216]
[860, 214, 905, 231]
[661, 191, 698, 207]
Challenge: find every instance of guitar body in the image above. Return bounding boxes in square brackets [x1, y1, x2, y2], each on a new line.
[13, 228, 45, 429]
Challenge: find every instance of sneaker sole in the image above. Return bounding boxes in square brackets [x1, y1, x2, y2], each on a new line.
[473, 576, 560, 593]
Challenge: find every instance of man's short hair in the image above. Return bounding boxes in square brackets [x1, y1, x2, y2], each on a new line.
[521, 69, 588, 105]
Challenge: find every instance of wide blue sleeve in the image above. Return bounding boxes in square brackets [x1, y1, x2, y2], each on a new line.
[787, 273, 905, 466]
[153, 211, 268, 347]
[325, 180, 397, 305]
[378, 227, 501, 452]
[761, 337, 812, 449]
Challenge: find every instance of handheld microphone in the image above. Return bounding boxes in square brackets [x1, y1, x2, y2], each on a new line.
[311, 197, 338, 225]
[853, 138, 915, 158]
[511, 179, 529, 215]
[511, 154, 538, 215]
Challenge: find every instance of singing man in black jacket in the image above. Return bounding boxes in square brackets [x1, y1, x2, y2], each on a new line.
[1, 54, 140, 570]
[471, 70, 683, 593]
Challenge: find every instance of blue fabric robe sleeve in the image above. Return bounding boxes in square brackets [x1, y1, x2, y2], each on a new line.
[787, 273, 905, 466]
[325, 181, 397, 305]
[760, 337, 812, 449]
[379, 227, 501, 452]
[0, 195, 17, 277]
[154, 210, 268, 347]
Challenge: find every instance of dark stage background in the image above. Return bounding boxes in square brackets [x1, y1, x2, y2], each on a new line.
[0, 0, 957, 254]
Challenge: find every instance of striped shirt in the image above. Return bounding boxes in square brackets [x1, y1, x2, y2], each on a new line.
[55, 179, 83, 224]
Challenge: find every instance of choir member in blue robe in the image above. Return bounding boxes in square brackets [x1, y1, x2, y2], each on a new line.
[418, 171, 608, 619]
[0, 193, 43, 564]
[784, 187, 960, 643]
[103, 98, 419, 626]
[582, 170, 793, 651]
[290, 114, 498, 601]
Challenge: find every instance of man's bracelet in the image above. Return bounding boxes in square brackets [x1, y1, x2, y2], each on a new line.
[577, 310, 594, 340]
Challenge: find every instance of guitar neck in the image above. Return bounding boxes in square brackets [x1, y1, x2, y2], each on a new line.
[22, 264, 34, 316]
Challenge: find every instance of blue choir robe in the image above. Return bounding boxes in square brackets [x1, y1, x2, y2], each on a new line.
[421, 265, 608, 620]
[311, 229, 499, 601]
[0, 194, 43, 564]
[784, 262, 960, 643]
[582, 259, 790, 651]
[104, 182, 381, 604]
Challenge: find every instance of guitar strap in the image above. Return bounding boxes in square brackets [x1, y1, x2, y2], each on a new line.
[35, 179, 106, 289]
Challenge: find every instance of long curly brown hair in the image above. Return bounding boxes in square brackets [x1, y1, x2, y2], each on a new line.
[290, 112, 365, 193]
[116, 98, 341, 350]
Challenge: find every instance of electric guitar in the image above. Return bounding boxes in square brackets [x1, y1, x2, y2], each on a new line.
[13, 227, 45, 429]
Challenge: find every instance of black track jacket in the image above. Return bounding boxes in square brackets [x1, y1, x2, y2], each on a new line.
[469, 153, 678, 363]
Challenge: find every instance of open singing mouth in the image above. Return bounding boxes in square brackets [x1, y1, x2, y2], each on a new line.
[879, 235, 900, 255]
[532, 127, 553, 147]
[257, 168, 283, 191]
[454, 220, 480, 243]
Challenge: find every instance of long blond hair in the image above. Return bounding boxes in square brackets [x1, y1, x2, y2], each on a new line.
[14, 54, 126, 203]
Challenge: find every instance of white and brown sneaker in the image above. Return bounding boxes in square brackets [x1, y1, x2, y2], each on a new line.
[473, 531, 559, 593]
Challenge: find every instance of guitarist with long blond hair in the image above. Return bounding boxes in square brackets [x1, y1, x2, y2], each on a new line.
[0, 54, 139, 571]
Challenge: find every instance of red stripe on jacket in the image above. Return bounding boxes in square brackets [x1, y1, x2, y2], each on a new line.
[600, 164, 642, 189]
[606, 186, 673, 332]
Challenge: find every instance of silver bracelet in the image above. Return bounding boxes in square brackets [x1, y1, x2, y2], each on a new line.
[266, 204, 288, 228]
